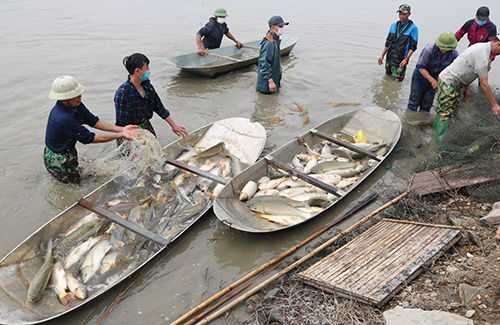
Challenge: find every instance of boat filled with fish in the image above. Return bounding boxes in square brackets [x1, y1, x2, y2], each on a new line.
[166, 36, 299, 77]
[213, 107, 402, 233]
[0, 118, 266, 324]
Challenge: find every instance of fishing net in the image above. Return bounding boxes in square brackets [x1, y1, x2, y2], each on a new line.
[425, 85, 500, 203]
[80, 130, 167, 181]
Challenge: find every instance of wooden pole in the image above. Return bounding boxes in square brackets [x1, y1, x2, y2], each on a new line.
[265, 155, 346, 197]
[78, 199, 170, 246]
[170, 192, 379, 325]
[205, 52, 242, 63]
[193, 191, 410, 325]
[165, 158, 228, 185]
[310, 129, 384, 161]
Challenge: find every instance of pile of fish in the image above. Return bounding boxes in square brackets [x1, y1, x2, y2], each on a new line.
[238, 132, 390, 226]
[27, 141, 245, 305]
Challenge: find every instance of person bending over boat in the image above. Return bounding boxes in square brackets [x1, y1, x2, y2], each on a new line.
[114, 53, 187, 145]
[196, 7, 243, 56]
[44, 75, 138, 184]
[256, 15, 289, 94]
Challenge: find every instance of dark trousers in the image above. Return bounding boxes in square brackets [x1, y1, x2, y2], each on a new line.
[408, 70, 436, 112]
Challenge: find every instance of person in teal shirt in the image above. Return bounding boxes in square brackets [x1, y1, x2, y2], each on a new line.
[256, 15, 289, 93]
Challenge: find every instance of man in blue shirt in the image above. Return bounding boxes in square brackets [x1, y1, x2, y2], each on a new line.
[257, 15, 289, 93]
[44, 75, 138, 184]
[115, 53, 187, 142]
[378, 4, 418, 81]
[196, 7, 243, 56]
[408, 31, 458, 112]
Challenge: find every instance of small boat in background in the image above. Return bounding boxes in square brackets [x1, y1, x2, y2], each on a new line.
[0, 118, 266, 324]
[166, 36, 299, 77]
[213, 107, 402, 233]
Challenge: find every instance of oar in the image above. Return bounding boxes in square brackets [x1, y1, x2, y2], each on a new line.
[264, 155, 346, 197]
[242, 44, 260, 50]
[205, 52, 242, 63]
[165, 157, 228, 185]
[171, 192, 379, 325]
[193, 191, 410, 325]
[77, 199, 170, 246]
[310, 129, 384, 161]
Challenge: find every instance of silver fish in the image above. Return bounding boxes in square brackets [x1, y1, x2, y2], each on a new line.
[50, 261, 73, 305]
[27, 239, 54, 302]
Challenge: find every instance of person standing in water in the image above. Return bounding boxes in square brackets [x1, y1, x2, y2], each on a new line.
[44, 75, 138, 184]
[196, 7, 243, 56]
[256, 15, 289, 94]
[378, 4, 418, 81]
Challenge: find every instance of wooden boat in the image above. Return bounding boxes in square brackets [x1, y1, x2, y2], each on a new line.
[213, 107, 402, 233]
[0, 118, 266, 324]
[166, 36, 299, 77]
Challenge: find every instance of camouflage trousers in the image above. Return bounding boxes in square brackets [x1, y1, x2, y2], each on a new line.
[43, 147, 81, 184]
[385, 62, 406, 82]
[436, 80, 461, 123]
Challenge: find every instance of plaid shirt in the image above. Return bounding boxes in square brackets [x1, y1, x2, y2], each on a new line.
[114, 76, 170, 127]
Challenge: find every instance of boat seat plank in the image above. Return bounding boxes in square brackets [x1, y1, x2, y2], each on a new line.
[299, 219, 461, 307]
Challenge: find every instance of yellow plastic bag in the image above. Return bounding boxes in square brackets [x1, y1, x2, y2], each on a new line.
[353, 130, 367, 143]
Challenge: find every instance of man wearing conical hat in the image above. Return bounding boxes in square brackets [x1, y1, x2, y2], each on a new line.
[44, 75, 138, 184]
[196, 7, 243, 56]
[407, 31, 458, 112]
[434, 34, 500, 144]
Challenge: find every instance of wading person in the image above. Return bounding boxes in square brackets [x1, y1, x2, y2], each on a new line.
[407, 31, 458, 112]
[434, 35, 500, 144]
[256, 15, 289, 94]
[44, 75, 138, 184]
[378, 4, 418, 82]
[115, 53, 187, 145]
[196, 7, 243, 56]
[455, 6, 497, 48]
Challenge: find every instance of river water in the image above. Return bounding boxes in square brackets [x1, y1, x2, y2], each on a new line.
[1, 0, 500, 324]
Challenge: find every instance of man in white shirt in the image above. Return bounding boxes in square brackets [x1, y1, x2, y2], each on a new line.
[434, 35, 500, 144]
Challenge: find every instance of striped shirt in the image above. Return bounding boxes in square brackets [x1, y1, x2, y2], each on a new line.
[114, 76, 170, 127]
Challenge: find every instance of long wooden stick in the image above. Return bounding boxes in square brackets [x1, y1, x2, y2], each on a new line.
[78, 199, 170, 246]
[205, 52, 242, 63]
[265, 155, 346, 197]
[165, 158, 228, 185]
[310, 129, 384, 161]
[193, 191, 410, 325]
[170, 192, 378, 325]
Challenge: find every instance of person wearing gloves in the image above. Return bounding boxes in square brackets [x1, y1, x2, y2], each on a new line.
[256, 15, 289, 94]
[196, 7, 243, 56]
[44, 75, 138, 184]
[434, 35, 500, 144]
[407, 31, 458, 112]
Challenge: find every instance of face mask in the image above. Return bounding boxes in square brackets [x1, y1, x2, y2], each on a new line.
[477, 19, 487, 26]
[140, 69, 151, 82]
[276, 27, 284, 36]
[217, 17, 226, 24]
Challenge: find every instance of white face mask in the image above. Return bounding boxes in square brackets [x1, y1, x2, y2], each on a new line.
[276, 27, 284, 36]
[217, 17, 226, 24]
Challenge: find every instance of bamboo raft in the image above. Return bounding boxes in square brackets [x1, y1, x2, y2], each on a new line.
[299, 219, 462, 308]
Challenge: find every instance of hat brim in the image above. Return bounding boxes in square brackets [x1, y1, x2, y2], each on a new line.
[49, 84, 85, 100]
[477, 15, 488, 21]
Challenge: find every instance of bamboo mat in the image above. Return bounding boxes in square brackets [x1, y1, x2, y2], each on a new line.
[299, 219, 461, 308]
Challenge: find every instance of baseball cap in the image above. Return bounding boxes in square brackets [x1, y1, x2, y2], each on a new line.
[476, 6, 490, 21]
[397, 4, 411, 14]
[268, 15, 289, 27]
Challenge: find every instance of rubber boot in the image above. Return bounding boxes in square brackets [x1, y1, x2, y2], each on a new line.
[433, 115, 448, 145]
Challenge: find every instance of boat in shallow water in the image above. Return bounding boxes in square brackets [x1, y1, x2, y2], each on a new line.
[0, 117, 266, 324]
[166, 36, 299, 77]
[213, 107, 402, 233]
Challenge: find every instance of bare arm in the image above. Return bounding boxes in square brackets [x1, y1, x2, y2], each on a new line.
[196, 34, 207, 56]
[165, 116, 188, 137]
[225, 31, 243, 48]
[479, 75, 500, 114]
[378, 47, 388, 65]
[92, 120, 138, 143]
[400, 49, 414, 68]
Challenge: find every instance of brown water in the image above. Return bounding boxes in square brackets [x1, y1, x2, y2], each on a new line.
[1, 0, 500, 323]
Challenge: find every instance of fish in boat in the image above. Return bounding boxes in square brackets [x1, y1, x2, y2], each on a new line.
[100, 243, 136, 274]
[239, 180, 258, 201]
[64, 235, 104, 270]
[0, 118, 266, 324]
[310, 161, 358, 174]
[195, 141, 224, 158]
[27, 239, 54, 303]
[246, 195, 308, 208]
[50, 261, 73, 306]
[80, 238, 112, 284]
[66, 272, 86, 300]
[213, 107, 402, 233]
[247, 200, 313, 218]
[253, 213, 306, 226]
